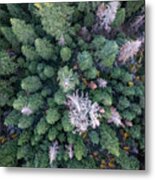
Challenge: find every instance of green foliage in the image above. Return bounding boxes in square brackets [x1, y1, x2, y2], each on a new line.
[18, 130, 32, 146]
[28, 61, 37, 74]
[128, 125, 141, 139]
[67, 133, 77, 144]
[54, 89, 66, 105]
[37, 3, 74, 39]
[84, 12, 95, 27]
[30, 130, 43, 146]
[132, 104, 142, 115]
[11, 18, 37, 44]
[48, 128, 58, 141]
[41, 87, 52, 97]
[18, 116, 34, 129]
[46, 108, 60, 125]
[112, 8, 126, 28]
[0, 26, 20, 50]
[60, 47, 72, 61]
[84, 67, 98, 79]
[0, 37, 10, 49]
[22, 45, 39, 61]
[4, 110, 21, 126]
[58, 132, 66, 143]
[13, 93, 43, 112]
[74, 138, 86, 161]
[21, 76, 42, 93]
[111, 67, 122, 79]
[134, 85, 144, 97]
[89, 131, 99, 145]
[92, 90, 112, 106]
[35, 38, 54, 60]
[111, 68, 133, 82]
[33, 148, 49, 168]
[121, 71, 133, 83]
[13, 96, 27, 110]
[91, 35, 106, 49]
[57, 66, 79, 93]
[0, 2, 144, 169]
[0, 9, 10, 25]
[94, 40, 119, 68]
[100, 123, 120, 157]
[62, 112, 74, 132]
[67, 156, 96, 169]
[0, 80, 14, 107]
[43, 66, 55, 78]
[122, 86, 135, 96]
[7, 4, 30, 21]
[0, 140, 17, 167]
[121, 110, 136, 121]
[118, 96, 130, 110]
[77, 51, 93, 71]
[126, 0, 144, 17]
[0, 51, 18, 75]
[116, 150, 140, 170]
[17, 145, 32, 160]
[36, 118, 49, 135]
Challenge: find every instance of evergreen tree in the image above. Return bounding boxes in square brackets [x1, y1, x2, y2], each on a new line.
[11, 18, 37, 44]
[36, 3, 74, 39]
[35, 38, 54, 60]
[0, 1, 145, 169]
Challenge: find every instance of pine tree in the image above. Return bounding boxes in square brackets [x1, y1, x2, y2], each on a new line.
[35, 3, 74, 39]
[0, 26, 20, 51]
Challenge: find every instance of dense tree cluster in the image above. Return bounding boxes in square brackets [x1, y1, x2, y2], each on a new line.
[0, 1, 145, 169]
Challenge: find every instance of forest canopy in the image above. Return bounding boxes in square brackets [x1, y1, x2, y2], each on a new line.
[0, 1, 145, 169]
